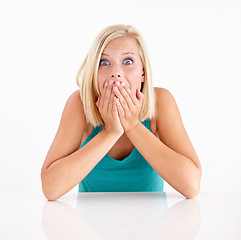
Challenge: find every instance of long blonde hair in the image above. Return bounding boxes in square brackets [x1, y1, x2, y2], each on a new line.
[76, 24, 156, 126]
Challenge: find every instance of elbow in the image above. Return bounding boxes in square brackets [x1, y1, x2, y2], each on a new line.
[184, 185, 200, 199]
[42, 184, 61, 201]
[41, 170, 60, 201]
[43, 191, 59, 201]
[186, 163, 202, 199]
[183, 169, 202, 199]
[185, 177, 201, 199]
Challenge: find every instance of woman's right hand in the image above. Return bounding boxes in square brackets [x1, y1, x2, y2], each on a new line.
[96, 80, 124, 136]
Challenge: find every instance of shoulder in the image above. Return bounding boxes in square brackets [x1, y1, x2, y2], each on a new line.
[61, 89, 87, 130]
[65, 90, 84, 114]
[154, 87, 175, 104]
[154, 87, 179, 115]
[153, 87, 182, 133]
[149, 88, 177, 135]
[66, 89, 82, 107]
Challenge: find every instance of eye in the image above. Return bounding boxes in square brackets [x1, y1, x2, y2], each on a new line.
[100, 60, 109, 66]
[124, 59, 133, 65]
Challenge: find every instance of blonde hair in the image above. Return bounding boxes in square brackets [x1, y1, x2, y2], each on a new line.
[76, 24, 156, 126]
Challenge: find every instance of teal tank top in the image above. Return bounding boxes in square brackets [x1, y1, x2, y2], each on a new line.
[78, 119, 164, 192]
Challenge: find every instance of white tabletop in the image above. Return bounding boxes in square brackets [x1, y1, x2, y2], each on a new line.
[1, 191, 241, 239]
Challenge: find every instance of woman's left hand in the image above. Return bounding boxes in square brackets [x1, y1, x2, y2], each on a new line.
[113, 81, 144, 132]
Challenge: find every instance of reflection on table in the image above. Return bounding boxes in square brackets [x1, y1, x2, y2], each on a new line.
[42, 192, 201, 239]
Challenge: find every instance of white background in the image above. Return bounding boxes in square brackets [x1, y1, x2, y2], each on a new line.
[0, 0, 240, 196]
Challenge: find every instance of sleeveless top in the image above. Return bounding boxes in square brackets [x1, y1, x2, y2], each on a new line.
[78, 119, 164, 192]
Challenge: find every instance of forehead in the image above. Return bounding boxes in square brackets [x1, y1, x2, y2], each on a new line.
[102, 36, 140, 55]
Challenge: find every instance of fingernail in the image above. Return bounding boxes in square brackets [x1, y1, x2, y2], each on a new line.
[109, 80, 113, 85]
[105, 82, 108, 87]
[115, 81, 120, 86]
[121, 82, 125, 86]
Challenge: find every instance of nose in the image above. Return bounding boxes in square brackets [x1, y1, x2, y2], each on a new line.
[110, 64, 122, 79]
[111, 74, 121, 78]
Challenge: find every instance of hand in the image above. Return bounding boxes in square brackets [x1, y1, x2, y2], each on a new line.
[113, 82, 144, 132]
[96, 80, 124, 136]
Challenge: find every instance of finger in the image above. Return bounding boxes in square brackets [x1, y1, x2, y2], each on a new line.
[105, 80, 114, 111]
[117, 82, 140, 108]
[96, 96, 100, 108]
[112, 96, 118, 117]
[99, 82, 107, 109]
[122, 83, 140, 106]
[113, 83, 131, 110]
[108, 90, 115, 113]
[114, 96, 125, 118]
[100, 80, 113, 110]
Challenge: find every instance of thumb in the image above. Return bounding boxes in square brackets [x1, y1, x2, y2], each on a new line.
[96, 97, 100, 108]
[136, 89, 144, 102]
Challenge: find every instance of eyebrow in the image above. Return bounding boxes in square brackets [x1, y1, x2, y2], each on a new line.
[101, 52, 135, 56]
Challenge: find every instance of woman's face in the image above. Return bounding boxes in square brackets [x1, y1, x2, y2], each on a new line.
[97, 36, 144, 96]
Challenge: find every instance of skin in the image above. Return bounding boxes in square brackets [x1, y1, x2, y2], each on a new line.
[41, 36, 202, 201]
[96, 36, 145, 136]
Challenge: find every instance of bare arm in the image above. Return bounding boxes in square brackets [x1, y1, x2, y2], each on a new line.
[113, 83, 202, 199]
[41, 89, 122, 201]
[125, 88, 202, 198]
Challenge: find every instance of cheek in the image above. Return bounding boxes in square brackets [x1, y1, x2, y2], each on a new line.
[97, 72, 106, 95]
[126, 64, 143, 81]
[128, 72, 143, 91]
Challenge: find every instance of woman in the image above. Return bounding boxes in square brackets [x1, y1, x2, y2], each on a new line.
[41, 24, 202, 201]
